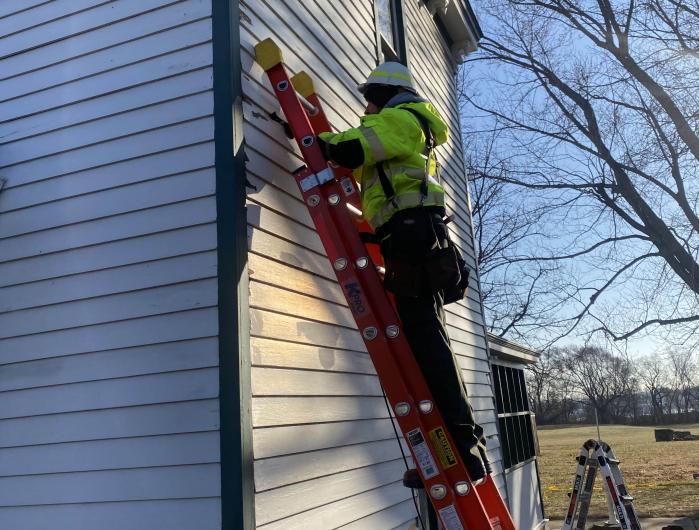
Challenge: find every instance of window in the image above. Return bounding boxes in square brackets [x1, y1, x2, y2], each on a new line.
[375, 0, 407, 63]
[492, 364, 538, 470]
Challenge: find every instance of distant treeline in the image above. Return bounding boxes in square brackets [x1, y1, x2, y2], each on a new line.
[525, 345, 699, 425]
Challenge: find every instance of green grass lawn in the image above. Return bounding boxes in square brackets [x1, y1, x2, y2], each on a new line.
[536, 423, 699, 519]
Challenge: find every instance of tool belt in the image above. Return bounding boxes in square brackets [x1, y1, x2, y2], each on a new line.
[376, 207, 469, 303]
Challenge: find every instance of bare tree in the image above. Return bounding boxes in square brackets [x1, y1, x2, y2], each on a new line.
[462, 0, 699, 344]
[664, 346, 697, 414]
[525, 347, 576, 423]
[564, 345, 636, 423]
[636, 354, 670, 422]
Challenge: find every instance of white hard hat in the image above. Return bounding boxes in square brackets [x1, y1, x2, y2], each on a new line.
[357, 62, 417, 94]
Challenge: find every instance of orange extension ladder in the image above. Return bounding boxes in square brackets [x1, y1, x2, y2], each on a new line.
[254, 38, 517, 530]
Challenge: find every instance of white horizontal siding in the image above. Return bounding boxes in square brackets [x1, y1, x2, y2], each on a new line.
[241, 0, 507, 526]
[0, 1, 220, 528]
[241, 0, 421, 525]
[0, 499, 221, 530]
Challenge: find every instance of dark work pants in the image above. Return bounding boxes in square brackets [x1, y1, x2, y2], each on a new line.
[378, 207, 488, 474]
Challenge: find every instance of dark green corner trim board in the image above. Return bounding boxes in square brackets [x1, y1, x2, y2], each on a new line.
[212, 1, 255, 529]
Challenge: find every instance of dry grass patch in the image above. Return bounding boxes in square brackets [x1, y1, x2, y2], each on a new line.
[537, 423, 699, 519]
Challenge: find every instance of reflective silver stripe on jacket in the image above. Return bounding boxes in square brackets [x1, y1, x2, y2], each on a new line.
[358, 126, 387, 161]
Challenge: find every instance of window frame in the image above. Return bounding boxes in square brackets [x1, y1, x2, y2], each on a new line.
[492, 363, 539, 471]
[374, 0, 408, 65]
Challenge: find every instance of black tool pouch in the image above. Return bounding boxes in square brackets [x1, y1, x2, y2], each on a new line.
[425, 244, 462, 294]
[442, 244, 470, 305]
[382, 256, 423, 298]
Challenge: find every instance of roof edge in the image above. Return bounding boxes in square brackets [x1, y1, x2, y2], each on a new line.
[487, 333, 541, 364]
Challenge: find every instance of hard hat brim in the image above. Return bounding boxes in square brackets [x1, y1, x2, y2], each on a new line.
[357, 82, 417, 95]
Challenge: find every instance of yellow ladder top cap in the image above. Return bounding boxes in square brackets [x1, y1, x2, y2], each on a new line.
[291, 72, 315, 98]
[255, 38, 283, 70]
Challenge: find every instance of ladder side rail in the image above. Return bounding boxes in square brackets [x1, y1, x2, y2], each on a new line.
[604, 444, 643, 530]
[311, 146, 504, 530]
[562, 445, 590, 530]
[256, 47, 510, 530]
[575, 456, 599, 530]
[290, 72, 384, 271]
[594, 443, 633, 530]
[293, 74, 517, 530]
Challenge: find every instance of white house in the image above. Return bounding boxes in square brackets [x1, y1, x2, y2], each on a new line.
[0, 1, 543, 528]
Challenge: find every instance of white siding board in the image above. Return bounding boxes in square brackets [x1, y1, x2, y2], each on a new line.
[254, 459, 405, 526]
[0, 13, 222, 523]
[1, 43, 213, 125]
[0, 368, 218, 420]
[247, 200, 324, 255]
[251, 337, 375, 375]
[0, 464, 220, 507]
[0, 1, 50, 20]
[0, 0, 195, 61]
[253, 419, 397, 460]
[259, 482, 411, 530]
[0, 499, 221, 530]
[251, 308, 364, 352]
[0, 338, 218, 391]
[1, 0, 210, 80]
[0, 400, 220, 449]
[1, 117, 215, 188]
[252, 367, 380, 397]
[249, 253, 345, 306]
[0, 169, 214, 240]
[2, 19, 213, 105]
[0, 252, 217, 313]
[252, 396, 388, 428]
[250, 281, 355, 330]
[248, 227, 334, 281]
[254, 438, 404, 492]
[2, 92, 213, 167]
[239, 3, 365, 121]
[341, 499, 417, 530]
[246, 172, 313, 232]
[0, 142, 215, 212]
[0, 224, 216, 288]
[0, 306, 218, 365]
[3, 69, 214, 145]
[0, 196, 216, 263]
[0, 0, 113, 40]
[0, 278, 218, 339]
[0, 431, 220, 477]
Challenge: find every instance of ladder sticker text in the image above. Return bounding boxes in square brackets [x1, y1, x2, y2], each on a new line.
[340, 176, 356, 196]
[407, 428, 438, 479]
[428, 427, 458, 469]
[438, 505, 465, 530]
[343, 282, 366, 314]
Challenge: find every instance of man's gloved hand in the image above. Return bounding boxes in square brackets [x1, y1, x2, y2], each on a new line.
[316, 135, 364, 169]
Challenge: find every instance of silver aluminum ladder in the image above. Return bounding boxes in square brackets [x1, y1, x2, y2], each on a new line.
[562, 439, 642, 530]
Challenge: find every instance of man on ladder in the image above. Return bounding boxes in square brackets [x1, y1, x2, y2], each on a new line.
[316, 62, 489, 486]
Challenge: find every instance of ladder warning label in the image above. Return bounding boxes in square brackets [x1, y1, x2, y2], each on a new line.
[407, 428, 438, 479]
[339, 177, 356, 196]
[438, 505, 465, 530]
[429, 427, 458, 469]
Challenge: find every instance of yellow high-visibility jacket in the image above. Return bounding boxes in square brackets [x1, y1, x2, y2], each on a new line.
[319, 96, 448, 229]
